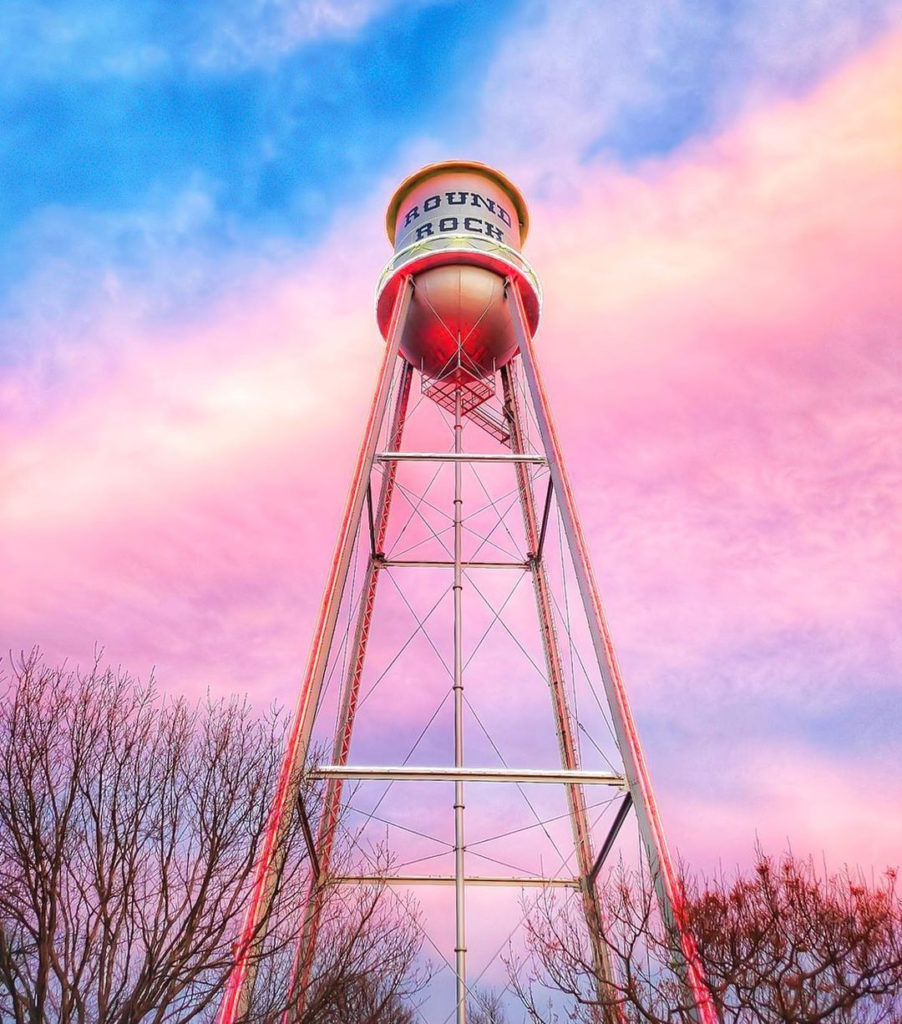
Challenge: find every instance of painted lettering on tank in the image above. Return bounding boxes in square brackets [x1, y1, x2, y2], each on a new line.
[401, 193, 507, 228]
[411, 217, 502, 241]
[398, 191, 512, 248]
[470, 194, 496, 215]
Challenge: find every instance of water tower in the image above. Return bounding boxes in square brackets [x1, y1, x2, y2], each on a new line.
[219, 162, 717, 1023]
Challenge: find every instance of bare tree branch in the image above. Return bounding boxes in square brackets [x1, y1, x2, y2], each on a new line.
[511, 852, 902, 1024]
[0, 652, 426, 1024]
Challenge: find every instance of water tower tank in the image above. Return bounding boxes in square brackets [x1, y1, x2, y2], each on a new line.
[375, 161, 541, 384]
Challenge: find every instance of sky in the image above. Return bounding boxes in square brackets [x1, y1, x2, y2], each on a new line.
[1, 0, 900, 910]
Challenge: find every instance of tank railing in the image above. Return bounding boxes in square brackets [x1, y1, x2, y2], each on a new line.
[374, 233, 543, 309]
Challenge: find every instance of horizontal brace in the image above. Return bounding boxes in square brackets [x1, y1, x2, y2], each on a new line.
[379, 559, 530, 570]
[311, 766, 626, 786]
[332, 874, 579, 889]
[377, 451, 546, 464]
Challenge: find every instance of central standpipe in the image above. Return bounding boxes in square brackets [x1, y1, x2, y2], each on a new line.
[452, 381, 467, 1024]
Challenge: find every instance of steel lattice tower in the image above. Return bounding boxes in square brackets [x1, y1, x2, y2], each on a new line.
[219, 162, 718, 1024]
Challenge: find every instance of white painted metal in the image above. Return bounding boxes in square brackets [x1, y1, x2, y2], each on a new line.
[310, 766, 627, 785]
[507, 279, 717, 1022]
[380, 559, 530, 570]
[501, 362, 620, 1006]
[377, 451, 546, 464]
[334, 875, 580, 889]
[452, 384, 467, 1024]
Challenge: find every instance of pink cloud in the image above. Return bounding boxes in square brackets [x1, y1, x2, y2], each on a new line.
[669, 742, 902, 872]
[525, 31, 902, 696]
[0, 220, 391, 691]
[512, 33, 902, 870]
[1, 32, 900, 879]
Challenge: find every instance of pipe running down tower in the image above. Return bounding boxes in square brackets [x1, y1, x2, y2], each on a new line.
[219, 162, 718, 1024]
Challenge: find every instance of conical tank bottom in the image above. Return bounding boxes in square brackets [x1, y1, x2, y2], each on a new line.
[400, 264, 516, 380]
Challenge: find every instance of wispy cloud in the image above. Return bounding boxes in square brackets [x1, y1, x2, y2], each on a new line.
[669, 742, 902, 870]
[472, 0, 901, 190]
[0, 1, 518, 313]
[525, 27, 902, 654]
[0, 0, 420, 79]
[517, 32, 902, 864]
[1, 16, 900, 871]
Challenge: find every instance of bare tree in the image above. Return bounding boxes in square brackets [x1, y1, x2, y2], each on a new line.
[468, 988, 510, 1024]
[274, 847, 429, 1024]
[0, 652, 425, 1024]
[693, 853, 902, 1023]
[511, 853, 902, 1023]
[298, 878, 422, 1024]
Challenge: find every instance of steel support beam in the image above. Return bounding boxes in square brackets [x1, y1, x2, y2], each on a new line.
[452, 384, 467, 1024]
[311, 766, 626, 785]
[536, 477, 553, 561]
[295, 794, 320, 884]
[216, 276, 414, 1024]
[507, 278, 719, 1024]
[377, 451, 545, 464]
[379, 559, 530, 570]
[286, 360, 415, 1017]
[502, 362, 620, 1015]
[588, 793, 633, 890]
[333, 875, 580, 889]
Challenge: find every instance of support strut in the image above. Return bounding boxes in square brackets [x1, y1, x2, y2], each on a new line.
[285, 360, 415, 1017]
[216, 276, 414, 1024]
[507, 278, 719, 1024]
[452, 381, 468, 1024]
[501, 362, 619, 1017]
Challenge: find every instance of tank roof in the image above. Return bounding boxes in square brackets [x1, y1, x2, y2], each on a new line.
[385, 160, 530, 245]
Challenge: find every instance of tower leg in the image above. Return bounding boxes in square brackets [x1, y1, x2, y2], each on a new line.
[285, 360, 414, 1017]
[217, 276, 414, 1024]
[506, 279, 718, 1024]
[501, 363, 619, 1021]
